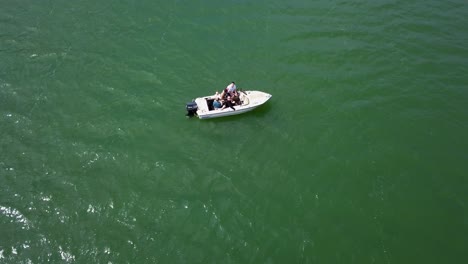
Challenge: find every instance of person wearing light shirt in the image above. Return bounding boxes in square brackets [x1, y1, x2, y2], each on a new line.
[226, 82, 236, 94]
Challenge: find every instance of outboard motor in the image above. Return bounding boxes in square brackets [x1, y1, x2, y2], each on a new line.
[186, 101, 198, 117]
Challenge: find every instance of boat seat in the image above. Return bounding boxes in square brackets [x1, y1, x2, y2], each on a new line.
[241, 95, 249, 105]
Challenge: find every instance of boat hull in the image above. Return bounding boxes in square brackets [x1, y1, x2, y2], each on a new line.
[193, 90, 272, 119]
[197, 105, 260, 119]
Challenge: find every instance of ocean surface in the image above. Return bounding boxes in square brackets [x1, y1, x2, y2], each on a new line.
[1, 0, 468, 263]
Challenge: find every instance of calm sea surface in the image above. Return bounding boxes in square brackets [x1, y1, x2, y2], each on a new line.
[1, 0, 468, 263]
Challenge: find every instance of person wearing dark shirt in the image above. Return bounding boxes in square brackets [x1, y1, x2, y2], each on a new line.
[221, 96, 236, 110]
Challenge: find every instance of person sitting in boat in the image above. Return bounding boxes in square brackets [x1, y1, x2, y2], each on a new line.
[231, 92, 241, 105]
[218, 82, 237, 99]
[221, 96, 236, 110]
[213, 97, 222, 109]
[226, 81, 236, 95]
[219, 89, 227, 100]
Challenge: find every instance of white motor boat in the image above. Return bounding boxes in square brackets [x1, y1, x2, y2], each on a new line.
[186, 90, 272, 119]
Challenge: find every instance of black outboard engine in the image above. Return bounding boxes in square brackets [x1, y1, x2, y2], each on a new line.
[186, 101, 198, 117]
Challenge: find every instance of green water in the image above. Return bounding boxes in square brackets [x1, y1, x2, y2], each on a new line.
[1, 0, 468, 263]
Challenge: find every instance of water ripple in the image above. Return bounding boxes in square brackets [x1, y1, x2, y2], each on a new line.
[0, 205, 31, 230]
